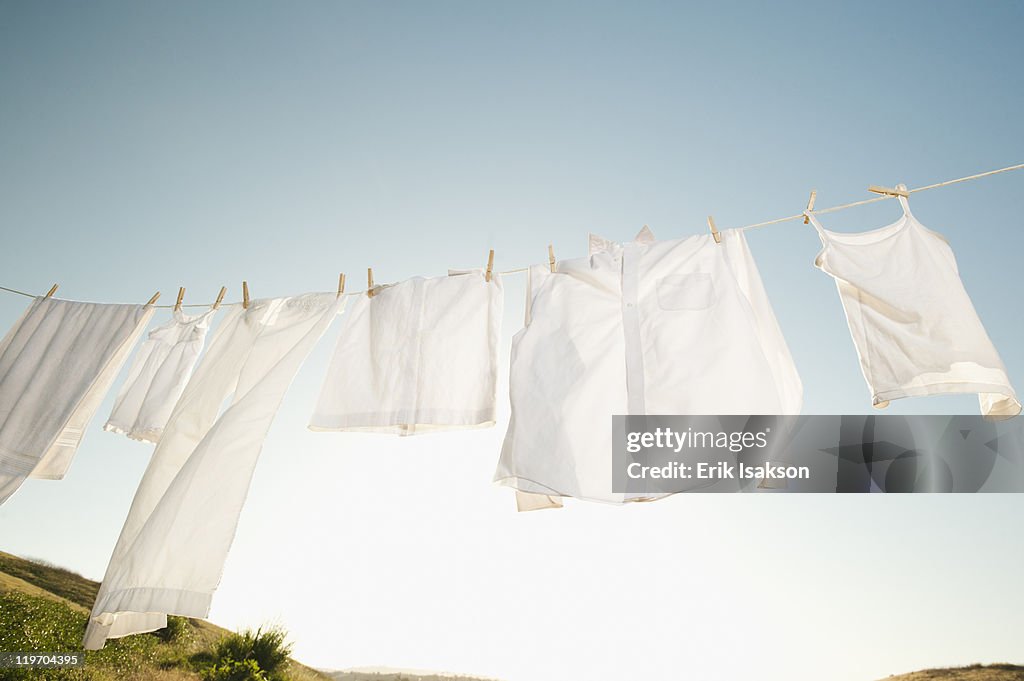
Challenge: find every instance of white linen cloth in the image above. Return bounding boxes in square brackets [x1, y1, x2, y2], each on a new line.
[495, 227, 803, 508]
[104, 308, 217, 443]
[84, 293, 343, 649]
[0, 297, 153, 505]
[806, 187, 1020, 418]
[309, 270, 502, 435]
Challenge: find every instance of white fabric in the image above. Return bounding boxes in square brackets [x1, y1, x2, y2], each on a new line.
[84, 293, 343, 649]
[104, 308, 216, 443]
[806, 188, 1020, 419]
[0, 297, 153, 505]
[309, 270, 502, 435]
[495, 227, 802, 508]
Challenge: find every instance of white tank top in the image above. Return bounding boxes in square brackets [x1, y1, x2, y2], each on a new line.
[805, 187, 1019, 419]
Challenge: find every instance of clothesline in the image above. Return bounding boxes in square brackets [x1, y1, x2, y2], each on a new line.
[1, 161, 1022, 309]
[736, 161, 1024, 230]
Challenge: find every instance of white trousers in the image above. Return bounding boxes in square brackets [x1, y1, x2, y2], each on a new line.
[84, 294, 343, 649]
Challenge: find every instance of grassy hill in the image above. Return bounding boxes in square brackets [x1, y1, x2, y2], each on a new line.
[879, 665, 1024, 680]
[3, 551, 1020, 681]
[0, 550, 331, 681]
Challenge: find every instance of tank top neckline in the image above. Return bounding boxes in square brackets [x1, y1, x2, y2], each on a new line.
[808, 213, 916, 269]
[813, 212, 913, 246]
[805, 184, 919, 268]
[171, 307, 217, 327]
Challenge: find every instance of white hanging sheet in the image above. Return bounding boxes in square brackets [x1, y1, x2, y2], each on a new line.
[0, 297, 153, 504]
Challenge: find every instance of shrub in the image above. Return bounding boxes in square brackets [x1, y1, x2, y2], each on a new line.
[207, 626, 292, 681]
[202, 657, 268, 681]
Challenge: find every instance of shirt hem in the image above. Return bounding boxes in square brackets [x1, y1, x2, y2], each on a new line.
[493, 475, 676, 506]
[309, 408, 496, 436]
[872, 381, 1022, 419]
[85, 587, 213, 649]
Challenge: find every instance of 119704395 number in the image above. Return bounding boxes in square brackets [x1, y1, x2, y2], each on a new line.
[0, 653, 85, 668]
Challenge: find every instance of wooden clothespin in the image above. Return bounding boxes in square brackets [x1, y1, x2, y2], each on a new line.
[174, 287, 185, 311]
[548, 245, 556, 273]
[367, 268, 375, 298]
[337, 273, 346, 297]
[868, 184, 909, 198]
[146, 292, 161, 306]
[213, 286, 227, 310]
[707, 216, 721, 244]
[485, 250, 494, 282]
[803, 190, 817, 224]
[242, 281, 250, 309]
[44, 284, 58, 298]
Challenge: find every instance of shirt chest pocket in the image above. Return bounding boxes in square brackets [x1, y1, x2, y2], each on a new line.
[656, 273, 716, 310]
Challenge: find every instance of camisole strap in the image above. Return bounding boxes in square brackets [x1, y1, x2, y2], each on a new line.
[896, 183, 913, 217]
[803, 209, 829, 242]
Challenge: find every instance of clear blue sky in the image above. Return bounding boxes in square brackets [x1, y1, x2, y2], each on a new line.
[1, 2, 1022, 679]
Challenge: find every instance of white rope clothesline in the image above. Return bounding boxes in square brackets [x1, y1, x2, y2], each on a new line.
[1, 162, 1022, 309]
[736, 162, 1024, 230]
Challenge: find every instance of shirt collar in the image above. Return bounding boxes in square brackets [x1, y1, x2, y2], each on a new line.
[588, 225, 656, 255]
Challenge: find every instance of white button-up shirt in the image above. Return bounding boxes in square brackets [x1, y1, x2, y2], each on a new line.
[495, 227, 802, 506]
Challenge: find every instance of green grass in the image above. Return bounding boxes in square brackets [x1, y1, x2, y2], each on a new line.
[0, 551, 331, 681]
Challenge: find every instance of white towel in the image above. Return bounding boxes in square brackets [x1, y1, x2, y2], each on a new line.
[0, 296, 153, 504]
[309, 270, 502, 435]
[104, 308, 217, 443]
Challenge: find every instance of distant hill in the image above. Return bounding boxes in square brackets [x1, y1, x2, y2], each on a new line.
[325, 663, 1024, 681]
[879, 665, 1024, 680]
[0, 549, 331, 680]
[326, 672, 498, 681]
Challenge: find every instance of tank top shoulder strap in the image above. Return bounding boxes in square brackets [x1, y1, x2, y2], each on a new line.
[802, 209, 829, 243]
[895, 183, 914, 218]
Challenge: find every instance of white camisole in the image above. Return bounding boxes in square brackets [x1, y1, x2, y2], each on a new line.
[805, 187, 1019, 419]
